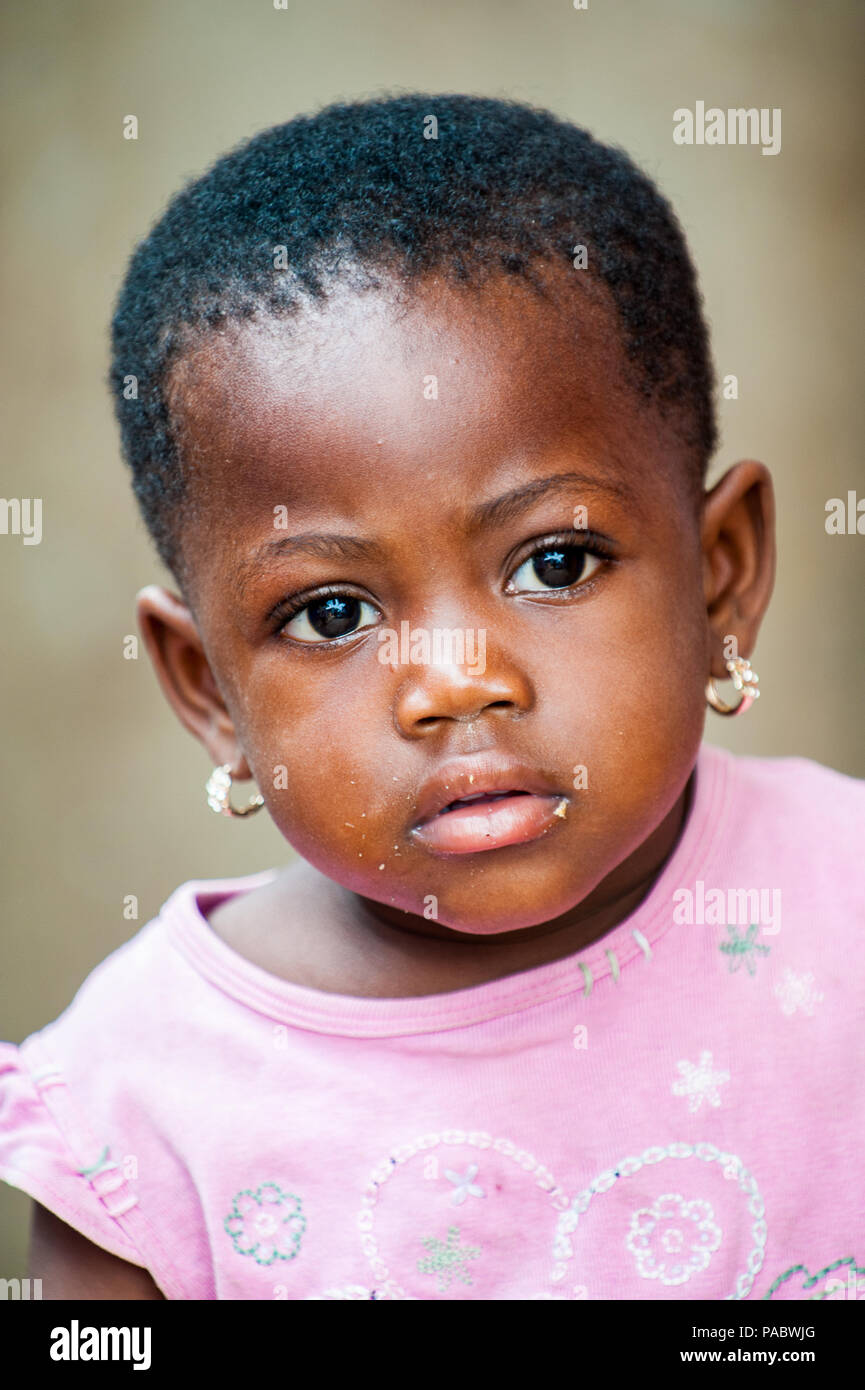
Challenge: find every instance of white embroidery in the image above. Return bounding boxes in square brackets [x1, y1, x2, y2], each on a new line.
[358, 1132, 568, 1298]
[253, 1212, 278, 1238]
[306, 1284, 417, 1300]
[445, 1164, 485, 1206]
[626, 1194, 722, 1285]
[553, 1143, 766, 1300]
[774, 968, 824, 1017]
[672, 1050, 730, 1113]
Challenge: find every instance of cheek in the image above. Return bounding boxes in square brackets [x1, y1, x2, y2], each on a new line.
[542, 565, 707, 820]
[231, 657, 397, 847]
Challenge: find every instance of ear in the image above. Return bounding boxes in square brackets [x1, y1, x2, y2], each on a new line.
[700, 460, 776, 679]
[135, 585, 253, 779]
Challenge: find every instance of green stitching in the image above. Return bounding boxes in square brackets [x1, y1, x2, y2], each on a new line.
[605, 948, 621, 982]
[417, 1224, 481, 1292]
[764, 1261, 806, 1297]
[719, 923, 771, 975]
[76, 1145, 111, 1178]
[578, 961, 592, 997]
[224, 1182, 306, 1266]
[763, 1256, 865, 1300]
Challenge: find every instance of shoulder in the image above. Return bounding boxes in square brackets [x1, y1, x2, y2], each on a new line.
[724, 745, 865, 805]
[698, 746, 865, 968]
[35, 869, 279, 1044]
[20, 887, 189, 1057]
[711, 745, 865, 865]
[0, 870, 275, 1298]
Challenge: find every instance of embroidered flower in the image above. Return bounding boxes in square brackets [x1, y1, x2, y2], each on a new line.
[417, 1225, 482, 1291]
[444, 1163, 485, 1205]
[672, 1050, 730, 1113]
[719, 923, 770, 975]
[774, 968, 824, 1017]
[627, 1193, 722, 1285]
[224, 1183, 306, 1266]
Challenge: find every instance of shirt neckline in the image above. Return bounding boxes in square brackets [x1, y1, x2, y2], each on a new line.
[165, 741, 733, 1038]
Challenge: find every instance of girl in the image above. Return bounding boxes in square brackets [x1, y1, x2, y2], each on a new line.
[2, 94, 863, 1301]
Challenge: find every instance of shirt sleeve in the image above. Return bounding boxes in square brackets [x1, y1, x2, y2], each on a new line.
[0, 1039, 147, 1268]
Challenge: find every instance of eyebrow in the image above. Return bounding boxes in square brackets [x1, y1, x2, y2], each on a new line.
[464, 470, 633, 532]
[233, 470, 631, 599]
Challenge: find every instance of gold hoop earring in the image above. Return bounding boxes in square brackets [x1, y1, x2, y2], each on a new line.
[705, 656, 760, 717]
[205, 764, 265, 818]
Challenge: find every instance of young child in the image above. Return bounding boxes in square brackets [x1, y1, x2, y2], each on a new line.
[2, 93, 863, 1302]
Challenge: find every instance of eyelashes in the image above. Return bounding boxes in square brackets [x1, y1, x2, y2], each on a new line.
[278, 592, 379, 645]
[505, 537, 604, 595]
[272, 531, 615, 646]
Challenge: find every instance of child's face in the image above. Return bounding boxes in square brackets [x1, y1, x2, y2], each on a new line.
[140, 271, 771, 936]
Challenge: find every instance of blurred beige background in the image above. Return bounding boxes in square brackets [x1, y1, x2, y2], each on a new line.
[2, 0, 863, 1273]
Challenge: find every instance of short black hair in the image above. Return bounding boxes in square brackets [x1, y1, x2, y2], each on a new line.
[109, 92, 717, 588]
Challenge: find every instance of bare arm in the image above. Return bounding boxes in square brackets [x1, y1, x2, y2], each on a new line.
[29, 1201, 166, 1300]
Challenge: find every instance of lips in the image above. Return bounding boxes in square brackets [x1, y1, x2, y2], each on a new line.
[410, 756, 569, 855]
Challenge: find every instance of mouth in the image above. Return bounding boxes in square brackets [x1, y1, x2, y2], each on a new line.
[410, 766, 569, 856]
[439, 789, 529, 814]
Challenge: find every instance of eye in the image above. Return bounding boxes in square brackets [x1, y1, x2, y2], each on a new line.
[508, 538, 604, 593]
[280, 593, 381, 644]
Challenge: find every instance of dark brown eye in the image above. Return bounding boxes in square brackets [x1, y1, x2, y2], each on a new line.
[511, 544, 601, 592]
[281, 594, 380, 643]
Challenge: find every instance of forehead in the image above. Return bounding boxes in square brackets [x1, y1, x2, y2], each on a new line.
[166, 273, 687, 594]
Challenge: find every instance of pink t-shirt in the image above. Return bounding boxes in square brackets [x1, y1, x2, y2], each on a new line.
[2, 742, 864, 1301]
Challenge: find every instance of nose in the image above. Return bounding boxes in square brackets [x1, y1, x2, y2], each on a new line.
[393, 647, 534, 736]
